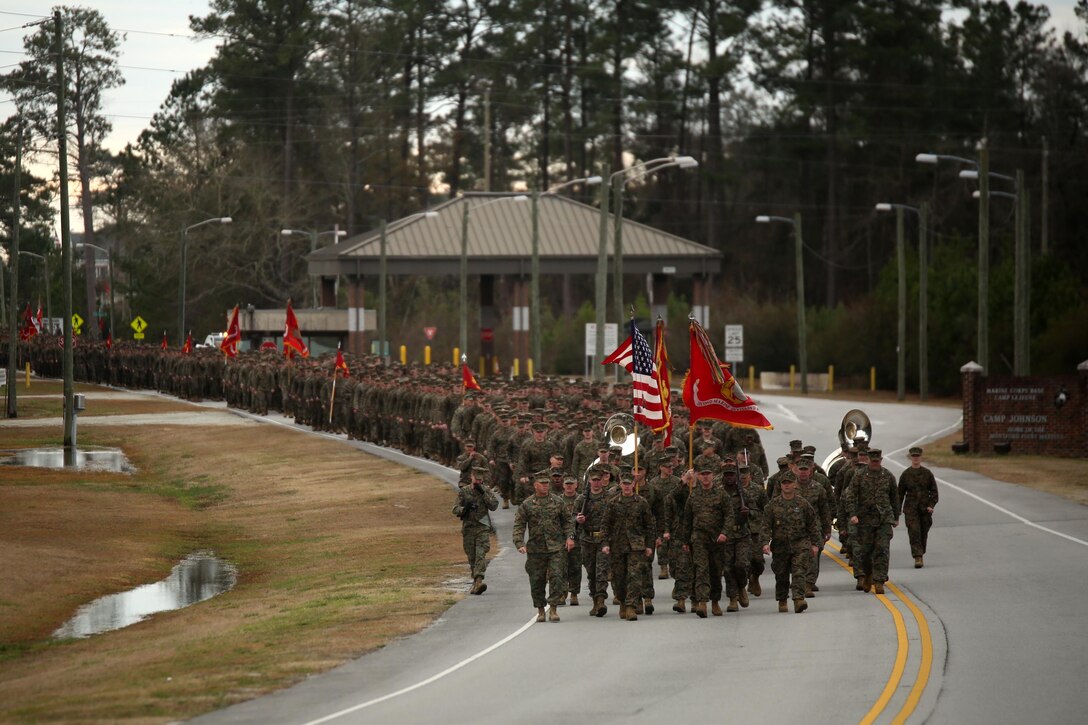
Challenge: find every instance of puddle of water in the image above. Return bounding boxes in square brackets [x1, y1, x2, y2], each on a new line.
[0, 447, 134, 473]
[53, 552, 237, 639]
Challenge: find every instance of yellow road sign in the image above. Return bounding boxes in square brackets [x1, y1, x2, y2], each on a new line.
[131, 315, 148, 333]
[72, 313, 83, 335]
[134, 332, 145, 340]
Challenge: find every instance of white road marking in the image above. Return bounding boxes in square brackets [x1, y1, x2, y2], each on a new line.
[299, 617, 538, 724]
[774, 403, 802, 423]
[884, 420, 1088, 549]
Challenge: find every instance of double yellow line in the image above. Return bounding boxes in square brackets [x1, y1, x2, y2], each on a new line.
[824, 542, 934, 724]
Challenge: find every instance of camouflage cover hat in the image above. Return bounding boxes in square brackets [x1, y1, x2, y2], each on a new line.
[722, 464, 738, 475]
[776, 456, 790, 468]
[550, 467, 565, 477]
[531, 422, 548, 432]
[562, 476, 578, 485]
[664, 445, 679, 454]
[697, 462, 715, 473]
[868, 448, 883, 459]
[780, 471, 798, 483]
[789, 439, 803, 451]
[463, 439, 476, 446]
[471, 465, 489, 475]
[796, 458, 814, 470]
[909, 446, 923, 456]
[803, 445, 816, 454]
[533, 473, 551, 484]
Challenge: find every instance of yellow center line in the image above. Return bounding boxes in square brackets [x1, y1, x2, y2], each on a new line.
[888, 581, 934, 725]
[824, 545, 910, 725]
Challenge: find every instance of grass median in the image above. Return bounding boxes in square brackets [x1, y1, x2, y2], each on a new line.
[0, 383, 466, 723]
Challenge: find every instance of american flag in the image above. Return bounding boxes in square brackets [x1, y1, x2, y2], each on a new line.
[630, 322, 665, 426]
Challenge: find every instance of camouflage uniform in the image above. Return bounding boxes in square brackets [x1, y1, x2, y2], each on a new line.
[664, 482, 693, 606]
[897, 465, 938, 558]
[601, 490, 655, 613]
[721, 473, 752, 607]
[679, 483, 736, 607]
[452, 480, 498, 584]
[843, 461, 900, 585]
[764, 489, 821, 603]
[574, 487, 611, 607]
[560, 489, 583, 600]
[513, 492, 575, 609]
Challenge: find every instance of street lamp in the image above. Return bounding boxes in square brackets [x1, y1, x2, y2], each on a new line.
[75, 242, 113, 342]
[17, 250, 50, 331]
[875, 203, 930, 401]
[917, 148, 990, 373]
[756, 213, 808, 394]
[180, 216, 232, 342]
[281, 227, 347, 308]
[459, 194, 528, 359]
[594, 156, 698, 380]
[374, 211, 438, 362]
[530, 175, 602, 375]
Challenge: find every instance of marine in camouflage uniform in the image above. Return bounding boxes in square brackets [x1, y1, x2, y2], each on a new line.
[897, 446, 938, 567]
[647, 458, 682, 579]
[842, 448, 900, 594]
[514, 423, 557, 505]
[559, 477, 583, 605]
[664, 469, 694, 611]
[719, 463, 752, 612]
[679, 462, 736, 618]
[739, 463, 769, 597]
[453, 466, 499, 594]
[763, 472, 821, 613]
[795, 457, 832, 596]
[601, 477, 655, 621]
[513, 474, 576, 622]
[575, 469, 612, 616]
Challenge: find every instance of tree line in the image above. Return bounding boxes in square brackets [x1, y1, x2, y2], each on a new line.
[2, 1, 1087, 393]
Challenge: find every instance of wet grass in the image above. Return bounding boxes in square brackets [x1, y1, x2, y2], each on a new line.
[0, 385, 464, 723]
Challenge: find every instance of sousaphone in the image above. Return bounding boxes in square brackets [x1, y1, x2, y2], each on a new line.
[822, 408, 872, 472]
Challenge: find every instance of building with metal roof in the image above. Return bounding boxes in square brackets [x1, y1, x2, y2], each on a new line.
[307, 193, 721, 368]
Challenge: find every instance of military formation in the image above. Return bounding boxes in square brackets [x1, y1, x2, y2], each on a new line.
[8, 334, 939, 623]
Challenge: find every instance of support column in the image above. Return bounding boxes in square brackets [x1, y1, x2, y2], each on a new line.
[651, 273, 671, 324]
[346, 276, 366, 357]
[691, 275, 710, 327]
[510, 276, 528, 377]
[480, 274, 497, 375]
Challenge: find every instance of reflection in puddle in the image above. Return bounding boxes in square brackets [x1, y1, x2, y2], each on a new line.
[0, 447, 134, 473]
[54, 552, 237, 639]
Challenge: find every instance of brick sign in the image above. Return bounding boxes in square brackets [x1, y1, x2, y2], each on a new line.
[961, 363, 1088, 457]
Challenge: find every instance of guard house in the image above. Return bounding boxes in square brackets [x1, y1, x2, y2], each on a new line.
[306, 193, 722, 370]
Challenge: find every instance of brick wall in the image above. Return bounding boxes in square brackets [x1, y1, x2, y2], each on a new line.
[961, 361, 1088, 458]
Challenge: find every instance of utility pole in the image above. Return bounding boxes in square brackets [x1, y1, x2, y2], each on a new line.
[919, 201, 929, 401]
[977, 144, 990, 373]
[1014, 169, 1031, 375]
[482, 84, 491, 192]
[896, 206, 906, 401]
[55, 10, 75, 449]
[794, 212, 808, 394]
[5, 119, 22, 418]
[593, 167, 611, 381]
[1041, 136, 1048, 255]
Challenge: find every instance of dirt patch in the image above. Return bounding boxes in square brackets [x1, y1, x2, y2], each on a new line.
[0, 394, 466, 722]
[924, 431, 1088, 507]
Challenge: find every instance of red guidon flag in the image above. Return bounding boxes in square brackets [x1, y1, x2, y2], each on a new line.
[283, 300, 309, 358]
[653, 318, 673, 446]
[462, 360, 481, 392]
[182, 332, 193, 355]
[334, 342, 349, 377]
[161, 331, 169, 350]
[19, 303, 37, 340]
[220, 305, 241, 358]
[682, 317, 772, 430]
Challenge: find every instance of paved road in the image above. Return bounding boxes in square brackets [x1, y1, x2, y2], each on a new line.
[178, 395, 1087, 725]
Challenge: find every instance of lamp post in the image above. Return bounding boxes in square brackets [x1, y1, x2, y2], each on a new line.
[917, 149, 990, 372]
[530, 175, 602, 374]
[75, 242, 113, 341]
[180, 216, 232, 342]
[971, 170, 1030, 375]
[370, 211, 438, 362]
[594, 156, 698, 380]
[17, 250, 50, 331]
[756, 213, 808, 394]
[281, 227, 347, 308]
[875, 203, 928, 401]
[609, 156, 698, 327]
[458, 194, 528, 359]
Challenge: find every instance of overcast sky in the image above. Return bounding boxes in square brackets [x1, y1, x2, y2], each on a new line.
[1, 1, 1085, 159]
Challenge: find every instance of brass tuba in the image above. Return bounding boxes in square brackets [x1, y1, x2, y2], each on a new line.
[583, 413, 639, 482]
[822, 409, 872, 472]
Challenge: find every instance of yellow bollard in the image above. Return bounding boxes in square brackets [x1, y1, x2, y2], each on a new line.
[528, 359, 534, 381]
[789, 364, 796, 391]
[25, 362, 31, 388]
[748, 365, 755, 392]
[512, 358, 520, 378]
[828, 365, 835, 393]
[424, 346, 431, 365]
[453, 347, 460, 365]
[399, 345, 407, 365]
[870, 366, 877, 391]
[478, 357, 485, 377]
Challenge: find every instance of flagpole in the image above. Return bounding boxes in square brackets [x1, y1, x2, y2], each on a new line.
[633, 420, 639, 493]
[329, 368, 337, 424]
